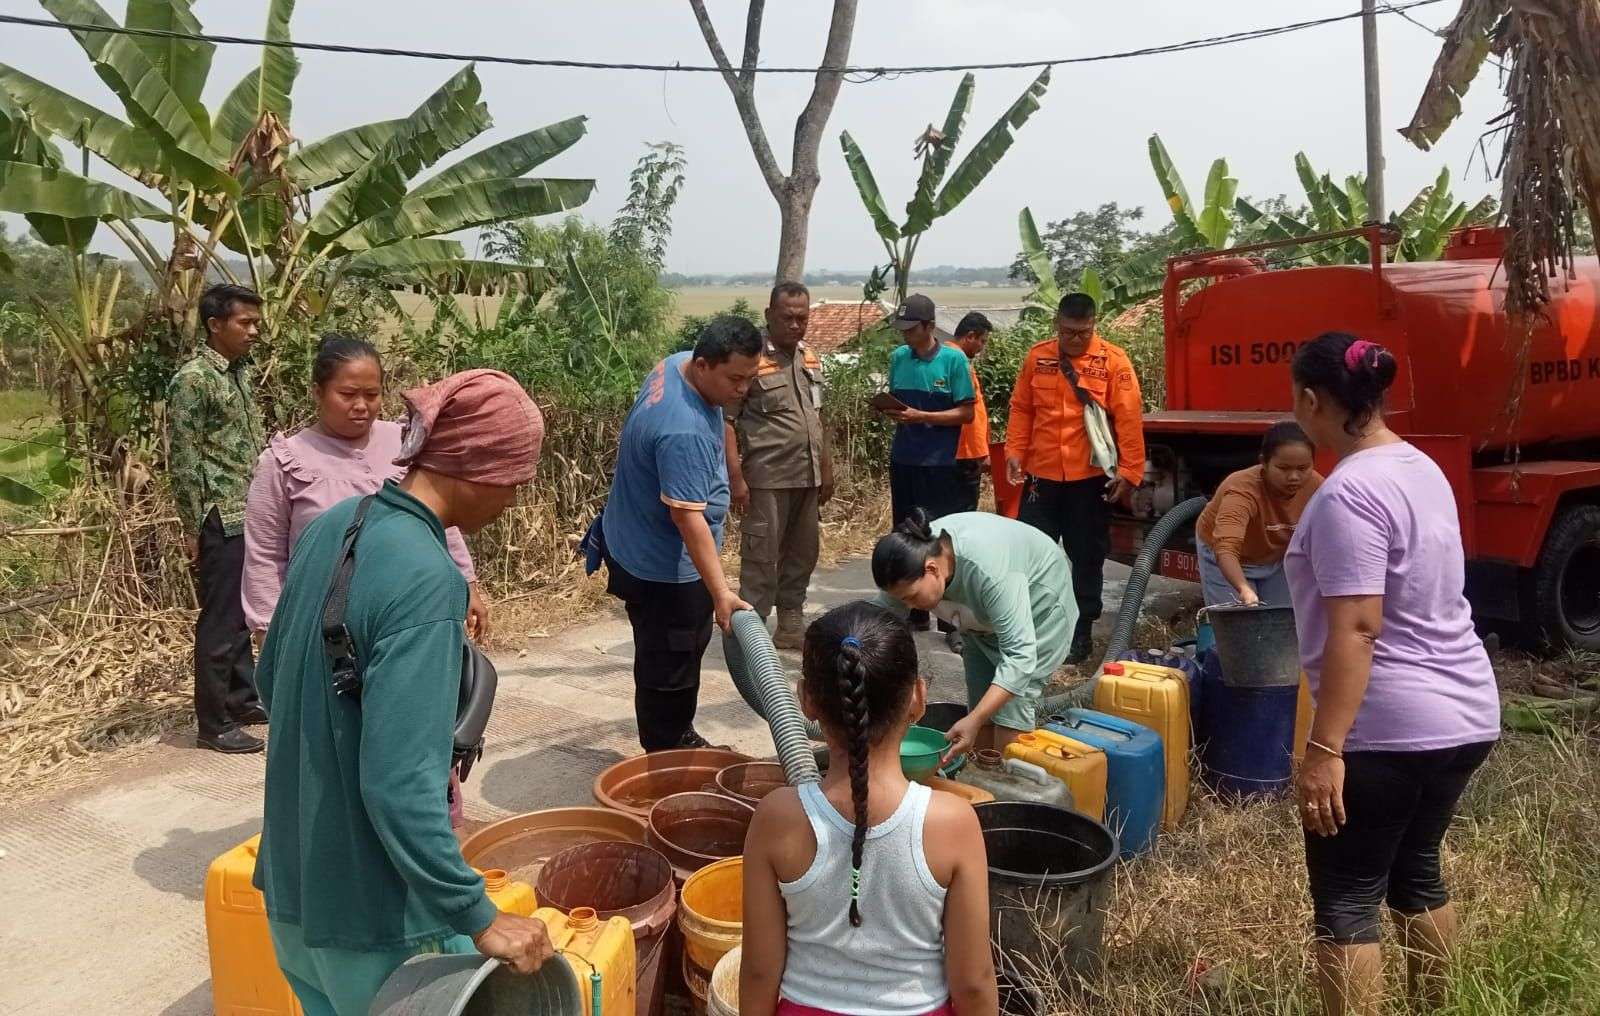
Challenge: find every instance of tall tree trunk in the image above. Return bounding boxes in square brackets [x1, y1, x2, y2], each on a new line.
[688, 0, 858, 285]
[775, 178, 817, 282]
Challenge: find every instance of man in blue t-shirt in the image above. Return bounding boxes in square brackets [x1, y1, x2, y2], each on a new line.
[601, 317, 760, 751]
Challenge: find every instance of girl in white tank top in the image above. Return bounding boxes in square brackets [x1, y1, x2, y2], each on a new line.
[740, 602, 999, 1016]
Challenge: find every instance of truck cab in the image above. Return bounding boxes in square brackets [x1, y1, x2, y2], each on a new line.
[1112, 225, 1600, 651]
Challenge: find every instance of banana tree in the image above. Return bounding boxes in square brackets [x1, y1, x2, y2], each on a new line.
[1016, 206, 1169, 319]
[1234, 156, 1495, 264]
[842, 68, 1049, 308]
[0, 0, 593, 459]
[1148, 135, 1240, 251]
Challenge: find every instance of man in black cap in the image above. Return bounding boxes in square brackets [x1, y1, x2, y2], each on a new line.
[875, 293, 976, 628]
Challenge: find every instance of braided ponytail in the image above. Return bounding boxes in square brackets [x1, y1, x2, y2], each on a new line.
[835, 638, 872, 926]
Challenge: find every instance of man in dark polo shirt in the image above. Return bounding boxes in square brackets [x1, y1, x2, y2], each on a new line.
[878, 293, 975, 628]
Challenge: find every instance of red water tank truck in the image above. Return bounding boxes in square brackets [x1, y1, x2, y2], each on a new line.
[1111, 224, 1600, 651]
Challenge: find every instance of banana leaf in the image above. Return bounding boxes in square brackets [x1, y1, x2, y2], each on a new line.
[933, 67, 1049, 219]
[125, 0, 214, 138]
[1344, 174, 1368, 225]
[305, 66, 491, 246]
[337, 176, 595, 252]
[343, 237, 465, 266]
[0, 160, 166, 222]
[0, 84, 64, 168]
[904, 73, 974, 235]
[840, 131, 900, 243]
[1295, 153, 1342, 234]
[287, 119, 402, 191]
[1017, 207, 1059, 307]
[1149, 134, 1204, 249]
[40, 0, 234, 194]
[1325, 175, 1354, 227]
[1399, 0, 1505, 151]
[410, 116, 587, 200]
[1197, 158, 1237, 249]
[0, 65, 168, 188]
[213, 0, 300, 156]
[345, 242, 547, 294]
[1078, 266, 1106, 310]
[0, 474, 47, 506]
[1, 158, 164, 251]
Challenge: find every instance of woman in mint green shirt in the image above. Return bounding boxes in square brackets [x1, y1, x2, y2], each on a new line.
[871, 510, 1077, 760]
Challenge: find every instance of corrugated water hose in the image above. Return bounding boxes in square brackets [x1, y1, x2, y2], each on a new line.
[1038, 496, 1209, 715]
[724, 610, 822, 785]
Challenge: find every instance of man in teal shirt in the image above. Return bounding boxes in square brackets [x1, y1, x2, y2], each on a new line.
[253, 369, 550, 1015]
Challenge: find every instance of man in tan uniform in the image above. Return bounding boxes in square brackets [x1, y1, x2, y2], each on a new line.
[726, 282, 835, 649]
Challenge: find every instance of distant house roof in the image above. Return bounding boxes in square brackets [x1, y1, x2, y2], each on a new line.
[934, 306, 1026, 337]
[805, 300, 891, 355]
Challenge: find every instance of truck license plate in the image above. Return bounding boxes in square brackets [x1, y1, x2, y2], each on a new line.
[1160, 549, 1200, 583]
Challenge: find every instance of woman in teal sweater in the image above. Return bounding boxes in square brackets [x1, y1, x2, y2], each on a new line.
[872, 510, 1077, 760]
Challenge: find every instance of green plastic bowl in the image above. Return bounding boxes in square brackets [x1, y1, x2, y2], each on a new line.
[900, 725, 949, 781]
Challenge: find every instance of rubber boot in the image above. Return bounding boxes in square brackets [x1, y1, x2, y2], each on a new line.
[774, 608, 806, 651]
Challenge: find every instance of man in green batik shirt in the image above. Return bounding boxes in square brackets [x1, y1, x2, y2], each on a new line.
[167, 283, 269, 754]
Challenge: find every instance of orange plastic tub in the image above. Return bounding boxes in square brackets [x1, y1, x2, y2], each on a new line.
[714, 762, 787, 807]
[647, 792, 755, 885]
[595, 749, 752, 820]
[461, 807, 647, 886]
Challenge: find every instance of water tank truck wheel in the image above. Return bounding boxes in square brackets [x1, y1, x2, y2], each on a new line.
[1529, 504, 1600, 653]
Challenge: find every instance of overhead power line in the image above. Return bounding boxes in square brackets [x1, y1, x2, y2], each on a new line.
[0, 1, 1449, 77]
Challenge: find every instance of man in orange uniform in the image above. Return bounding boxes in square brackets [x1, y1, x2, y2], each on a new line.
[949, 311, 993, 513]
[1006, 292, 1146, 663]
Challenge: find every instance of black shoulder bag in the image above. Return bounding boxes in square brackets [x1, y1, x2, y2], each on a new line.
[321, 494, 499, 781]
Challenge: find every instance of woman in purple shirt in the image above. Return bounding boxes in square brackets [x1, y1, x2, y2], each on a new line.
[1284, 332, 1499, 1016]
[243, 336, 487, 640]
[243, 336, 489, 829]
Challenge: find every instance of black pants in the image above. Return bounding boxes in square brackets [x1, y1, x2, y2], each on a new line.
[954, 458, 984, 514]
[1304, 740, 1495, 944]
[889, 462, 964, 528]
[606, 556, 714, 752]
[193, 511, 260, 738]
[1018, 476, 1111, 624]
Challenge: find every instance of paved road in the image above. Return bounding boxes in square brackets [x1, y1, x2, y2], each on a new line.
[0, 557, 1189, 1015]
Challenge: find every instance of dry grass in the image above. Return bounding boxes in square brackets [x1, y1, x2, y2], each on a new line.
[1016, 722, 1600, 1016]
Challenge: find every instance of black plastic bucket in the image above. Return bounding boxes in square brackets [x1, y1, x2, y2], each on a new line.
[974, 802, 1118, 1013]
[919, 701, 969, 734]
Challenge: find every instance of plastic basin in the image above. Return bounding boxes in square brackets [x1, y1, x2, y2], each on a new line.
[900, 725, 949, 781]
[535, 841, 676, 1016]
[715, 762, 788, 807]
[370, 952, 579, 1016]
[459, 807, 647, 886]
[594, 748, 752, 820]
[646, 791, 755, 885]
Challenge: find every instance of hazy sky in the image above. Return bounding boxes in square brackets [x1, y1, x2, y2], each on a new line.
[1, 0, 1509, 275]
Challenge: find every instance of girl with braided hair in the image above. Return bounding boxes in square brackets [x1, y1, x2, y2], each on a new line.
[740, 601, 997, 1016]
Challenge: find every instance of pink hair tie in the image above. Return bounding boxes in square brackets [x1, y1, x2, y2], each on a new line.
[1344, 340, 1378, 372]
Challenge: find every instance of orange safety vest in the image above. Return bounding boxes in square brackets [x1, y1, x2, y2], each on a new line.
[1005, 335, 1146, 485]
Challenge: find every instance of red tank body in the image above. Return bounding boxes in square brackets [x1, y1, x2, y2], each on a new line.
[1165, 227, 1600, 449]
[1118, 225, 1600, 651]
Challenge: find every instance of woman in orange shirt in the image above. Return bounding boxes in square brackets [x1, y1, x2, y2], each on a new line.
[1196, 421, 1322, 606]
